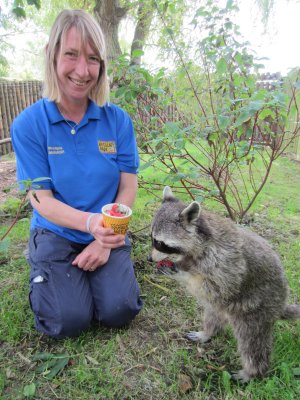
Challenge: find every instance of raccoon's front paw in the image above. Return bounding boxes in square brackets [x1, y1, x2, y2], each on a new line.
[186, 331, 211, 343]
[231, 369, 251, 384]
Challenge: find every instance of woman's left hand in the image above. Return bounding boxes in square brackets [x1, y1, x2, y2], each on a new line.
[72, 240, 111, 271]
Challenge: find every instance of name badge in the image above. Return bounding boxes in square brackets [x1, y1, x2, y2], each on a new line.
[98, 141, 116, 154]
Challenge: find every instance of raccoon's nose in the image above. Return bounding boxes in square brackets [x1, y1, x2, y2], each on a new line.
[147, 255, 153, 262]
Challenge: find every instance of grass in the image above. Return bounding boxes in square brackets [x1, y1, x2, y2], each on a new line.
[0, 155, 299, 399]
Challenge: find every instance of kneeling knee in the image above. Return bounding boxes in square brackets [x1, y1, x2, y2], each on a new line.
[34, 308, 92, 339]
[99, 298, 143, 328]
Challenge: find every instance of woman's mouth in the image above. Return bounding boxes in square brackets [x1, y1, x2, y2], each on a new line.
[69, 77, 88, 87]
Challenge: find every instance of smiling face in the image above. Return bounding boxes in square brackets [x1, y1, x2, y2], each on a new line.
[55, 26, 101, 106]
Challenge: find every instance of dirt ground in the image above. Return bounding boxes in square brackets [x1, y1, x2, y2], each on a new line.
[0, 157, 18, 203]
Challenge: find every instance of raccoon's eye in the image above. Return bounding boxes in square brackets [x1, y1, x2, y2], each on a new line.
[153, 238, 181, 254]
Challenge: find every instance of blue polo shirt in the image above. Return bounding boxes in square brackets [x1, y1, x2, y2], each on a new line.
[11, 98, 139, 244]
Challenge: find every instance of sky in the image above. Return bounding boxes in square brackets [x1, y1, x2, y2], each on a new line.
[2, 0, 300, 78]
[237, 0, 300, 75]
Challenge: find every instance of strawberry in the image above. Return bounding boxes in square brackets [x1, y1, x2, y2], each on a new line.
[156, 260, 174, 268]
[109, 210, 124, 217]
[108, 203, 128, 217]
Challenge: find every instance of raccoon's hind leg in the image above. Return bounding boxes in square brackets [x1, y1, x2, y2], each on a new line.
[186, 304, 226, 343]
[231, 315, 274, 383]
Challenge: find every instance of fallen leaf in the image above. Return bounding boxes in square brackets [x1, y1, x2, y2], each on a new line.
[206, 364, 226, 371]
[116, 334, 126, 353]
[33, 352, 70, 380]
[23, 383, 36, 397]
[85, 355, 99, 365]
[17, 352, 31, 364]
[5, 368, 14, 379]
[178, 373, 193, 394]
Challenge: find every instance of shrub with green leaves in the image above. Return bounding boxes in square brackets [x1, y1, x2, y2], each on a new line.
[111, 0, 300, 221]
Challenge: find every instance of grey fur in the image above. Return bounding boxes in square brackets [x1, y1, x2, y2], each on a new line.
[151, 186, 300, 382]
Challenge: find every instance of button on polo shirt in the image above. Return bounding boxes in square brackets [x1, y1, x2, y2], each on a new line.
[11, 98, 139, 243]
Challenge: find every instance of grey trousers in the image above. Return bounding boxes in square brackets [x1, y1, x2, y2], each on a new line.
[28, 228, 143, 338]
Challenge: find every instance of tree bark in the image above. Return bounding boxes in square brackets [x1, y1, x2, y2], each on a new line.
[130, 2, 155, 65]
[94, 0, 129, 62]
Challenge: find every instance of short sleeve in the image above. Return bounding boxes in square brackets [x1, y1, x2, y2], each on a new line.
[115, 107, 139, 174]
[11, 109, 53, 190]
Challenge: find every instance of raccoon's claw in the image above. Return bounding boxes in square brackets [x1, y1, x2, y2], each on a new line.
[230, 370, 251, 384]
[186, 331, 211, 343]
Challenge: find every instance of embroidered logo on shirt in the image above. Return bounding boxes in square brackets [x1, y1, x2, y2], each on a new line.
[98, 141, 116, 154]
[48, 146, 64, 155]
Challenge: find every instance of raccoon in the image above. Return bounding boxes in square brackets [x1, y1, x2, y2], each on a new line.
[150, 186, 300, 382]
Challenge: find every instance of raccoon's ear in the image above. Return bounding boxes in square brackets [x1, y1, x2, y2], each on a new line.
[180, 201, 201, 224]
[163, 186, 176, 202]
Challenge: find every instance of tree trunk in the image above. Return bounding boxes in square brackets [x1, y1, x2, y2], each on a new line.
[94, 0, 128, 62]
[130, 2, 155, 66]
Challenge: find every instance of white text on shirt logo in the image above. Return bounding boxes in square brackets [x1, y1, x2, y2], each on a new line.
[48, 146, 65, 155]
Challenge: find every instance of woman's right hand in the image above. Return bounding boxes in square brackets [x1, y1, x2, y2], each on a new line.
[88, 214, 125, 248]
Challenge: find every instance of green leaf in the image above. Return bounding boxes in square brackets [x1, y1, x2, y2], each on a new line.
[115, 86, 127, 98]
[195, 7, 209, 17]
[235, 109, 252, 125]
[216, 58, 227, 74]
[226, 0, 234, 9]
[234, 52, 244, 66]
[273, 93, 288, 105]
[0, 239, 10, 253]
[132, 49, 144, 58]
[36, 358, 59, 373]
[12, 6, 26, 18]
[245, 127, 253, 138]
[32, 177, 51, 183]
[293, 367, 300, 376]
[249, 100, 263, 111]
[45, 356, 69, 380]
[218, 115, 230, 130]
[32, 352, 55, 361]
[139, 159, 155, 171]
[165, 27, 174, 36]
[27, 0, 41, 8]
[294, 82, 300, 89]
[259, 108, 275, 120]
[207, 132, 219, 143]
[33, 353, 70, 380]
[23, 383, 36, 397]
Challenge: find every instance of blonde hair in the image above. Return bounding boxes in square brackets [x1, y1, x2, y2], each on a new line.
[43, 9, 109, 106]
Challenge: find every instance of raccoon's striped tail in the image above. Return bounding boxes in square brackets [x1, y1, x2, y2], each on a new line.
[281, 304, 300, 320]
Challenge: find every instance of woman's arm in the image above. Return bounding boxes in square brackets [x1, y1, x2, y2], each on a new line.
[29, 189, 89, 231]
[29, 189, 124, 248]
[29, 173, 138, 228]
[114, 172, 138, 209]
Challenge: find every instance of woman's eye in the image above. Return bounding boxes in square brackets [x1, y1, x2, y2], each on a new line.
[65, 51, 76, 57]
[89, 56, 100, 63]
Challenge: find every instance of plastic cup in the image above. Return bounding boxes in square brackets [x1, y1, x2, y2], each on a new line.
[101, 203, 132, 235]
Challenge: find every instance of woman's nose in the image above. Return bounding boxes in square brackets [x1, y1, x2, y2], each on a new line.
[75, 55, 89, 76]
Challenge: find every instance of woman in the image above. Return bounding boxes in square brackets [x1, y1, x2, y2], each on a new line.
[11, 9, 143, 339]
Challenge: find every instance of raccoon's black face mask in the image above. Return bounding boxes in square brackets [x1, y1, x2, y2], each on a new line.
[152, 236, 182, 255]
[150, 230, 186, 263]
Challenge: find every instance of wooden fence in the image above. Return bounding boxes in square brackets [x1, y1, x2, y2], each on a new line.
[0, 80, 43, 156]
[0, 79, 299, 159]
